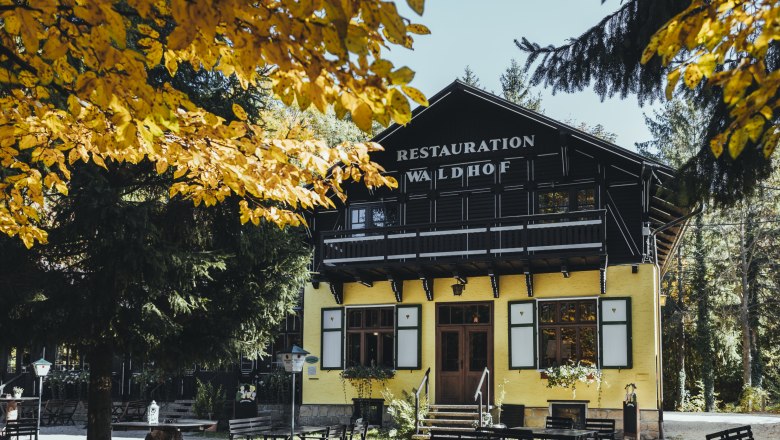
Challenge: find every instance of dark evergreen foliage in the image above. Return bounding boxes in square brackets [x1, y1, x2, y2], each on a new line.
[692, 214, 715, 411]
[517, 0, 775, 207]
[0, 161, 311, 366]
[460, 65, 482, 88]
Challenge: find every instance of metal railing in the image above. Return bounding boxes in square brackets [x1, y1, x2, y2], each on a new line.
[474, 367, 490, 427]
[414, 367, 431, 434]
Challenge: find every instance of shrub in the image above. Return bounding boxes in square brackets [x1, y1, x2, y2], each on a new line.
[382, 388, 427, 439]
[738, 385, 769, 412]
[192, 378, 226, 420]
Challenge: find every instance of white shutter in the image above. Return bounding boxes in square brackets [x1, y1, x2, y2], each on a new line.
[509, 300, 537, 369]
[600, 298, 632, 369]
[321, 308, 343, 369]
[396, 305, 421, 369]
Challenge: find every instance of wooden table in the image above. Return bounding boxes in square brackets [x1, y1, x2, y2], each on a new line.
[260, 426, 329, 440]
[528, 428, 598, 440]
[112, 419, 217, 440]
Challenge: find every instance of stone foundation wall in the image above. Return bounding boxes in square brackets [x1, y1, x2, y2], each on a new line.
[298, 404, 355, 426]
[523, 407, 660, 440]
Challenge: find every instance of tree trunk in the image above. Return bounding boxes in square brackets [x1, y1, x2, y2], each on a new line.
[745, 218, 763, 389]
[693, 215, 715, 411]
[87, 343, 114, 440]
[675, 245, 686, 410]
[739, 222, 752, 388]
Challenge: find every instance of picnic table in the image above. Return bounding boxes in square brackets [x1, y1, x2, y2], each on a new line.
[112, 418, 217, 440]
[527, 427, 598, 440]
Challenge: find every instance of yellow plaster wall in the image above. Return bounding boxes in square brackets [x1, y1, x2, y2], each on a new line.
[302, 264, 659, 411]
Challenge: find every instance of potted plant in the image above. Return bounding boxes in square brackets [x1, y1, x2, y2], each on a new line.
[340, 363, 395, 424]
[544, 361, 601, 398]
[12, 387, 23, 398]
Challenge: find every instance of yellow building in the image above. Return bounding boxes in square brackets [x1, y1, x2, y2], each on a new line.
[300, 82, 687, 440]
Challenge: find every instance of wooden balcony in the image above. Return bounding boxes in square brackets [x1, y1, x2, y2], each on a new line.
[315, 210, 607, 283]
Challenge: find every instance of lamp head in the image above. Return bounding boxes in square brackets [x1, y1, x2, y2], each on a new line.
[278, 345, 309, 373]
[31, 358, 52, 378]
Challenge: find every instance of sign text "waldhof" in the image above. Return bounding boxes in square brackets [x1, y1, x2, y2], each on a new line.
[399, 136, 534, 183]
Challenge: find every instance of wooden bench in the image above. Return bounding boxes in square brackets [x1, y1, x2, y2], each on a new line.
[705, 425, 754, 440]
[429, 429, 491, 440]
[477, 426, 534, 439]
[584, 418, 616, 440]
[4, 418, 38, 440]
[228, 411, 274, 440]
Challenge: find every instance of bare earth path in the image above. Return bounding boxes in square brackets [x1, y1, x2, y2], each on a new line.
[664, 411, 780, 440]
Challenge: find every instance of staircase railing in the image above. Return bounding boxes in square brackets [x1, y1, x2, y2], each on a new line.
[473, 367, 490, 427]
[414, 367, 431, 434]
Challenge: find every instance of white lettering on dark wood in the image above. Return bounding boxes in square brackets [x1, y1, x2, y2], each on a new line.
[397, 135, 535, 162]
[405, 160, 512, 183]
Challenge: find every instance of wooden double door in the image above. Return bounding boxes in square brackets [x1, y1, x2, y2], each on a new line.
[435, 302, 493, 404]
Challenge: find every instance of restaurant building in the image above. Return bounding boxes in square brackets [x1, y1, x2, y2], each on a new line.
[300, 80, 686, 439]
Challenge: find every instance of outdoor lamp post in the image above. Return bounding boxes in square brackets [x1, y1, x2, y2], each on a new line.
[278, 345, 309, 440]
[31, 358, 52, 439]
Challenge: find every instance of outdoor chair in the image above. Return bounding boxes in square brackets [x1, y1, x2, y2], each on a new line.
[299, 425, 346, 440]
[584, 418, 615, 440]
[42, 399, 64, 425]
[345, 419, 369, 440]
[705, 425, 754, 440]
[56, 400, 79, 425]
[545, 416, 574, 429]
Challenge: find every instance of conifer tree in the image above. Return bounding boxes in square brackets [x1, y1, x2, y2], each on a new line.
[460, 65, 482, 88]
[517, 0, 774, 206]
[499, 59, 542, 111]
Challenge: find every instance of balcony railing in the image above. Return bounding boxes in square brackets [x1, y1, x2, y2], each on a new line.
[318, 209, 606, 267]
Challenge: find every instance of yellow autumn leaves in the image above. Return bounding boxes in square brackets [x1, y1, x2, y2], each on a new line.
[642, 0, 780, 160]
[0, 0, 431, 247]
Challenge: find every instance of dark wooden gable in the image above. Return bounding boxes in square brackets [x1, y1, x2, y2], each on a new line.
[312, 81, 688, 281]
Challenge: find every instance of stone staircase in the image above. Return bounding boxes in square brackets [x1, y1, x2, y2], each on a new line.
[412, 404, 491, 439]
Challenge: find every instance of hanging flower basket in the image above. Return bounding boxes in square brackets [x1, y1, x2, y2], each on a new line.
[544, 362, 602, 398]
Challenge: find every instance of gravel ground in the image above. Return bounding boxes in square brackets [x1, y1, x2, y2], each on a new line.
[35, 412, 780, 440]
[39, 425, 222, 440]
[663, 411, 780, 440]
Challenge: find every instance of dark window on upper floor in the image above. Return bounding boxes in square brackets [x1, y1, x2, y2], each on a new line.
[537, 188, 597, 214]
[349, 203, 398, 230]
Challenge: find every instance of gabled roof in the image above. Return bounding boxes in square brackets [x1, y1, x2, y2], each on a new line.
[373, 79, 676, 179]
[370, 79, 689, 274]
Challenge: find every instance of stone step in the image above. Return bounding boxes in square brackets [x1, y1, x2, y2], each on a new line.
[429, 404, 492, 410]
[419, 426, 478, 432]
[427, 411, 480, 418]
[421, 418, 477, 425]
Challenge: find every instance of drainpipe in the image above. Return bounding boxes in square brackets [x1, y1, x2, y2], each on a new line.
[650, 207, 702, 439]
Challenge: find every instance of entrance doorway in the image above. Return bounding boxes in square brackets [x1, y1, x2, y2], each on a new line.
[435, 302, 493, 404]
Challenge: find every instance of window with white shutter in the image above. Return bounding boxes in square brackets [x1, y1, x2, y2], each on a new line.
[599, 298, 632, 369]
